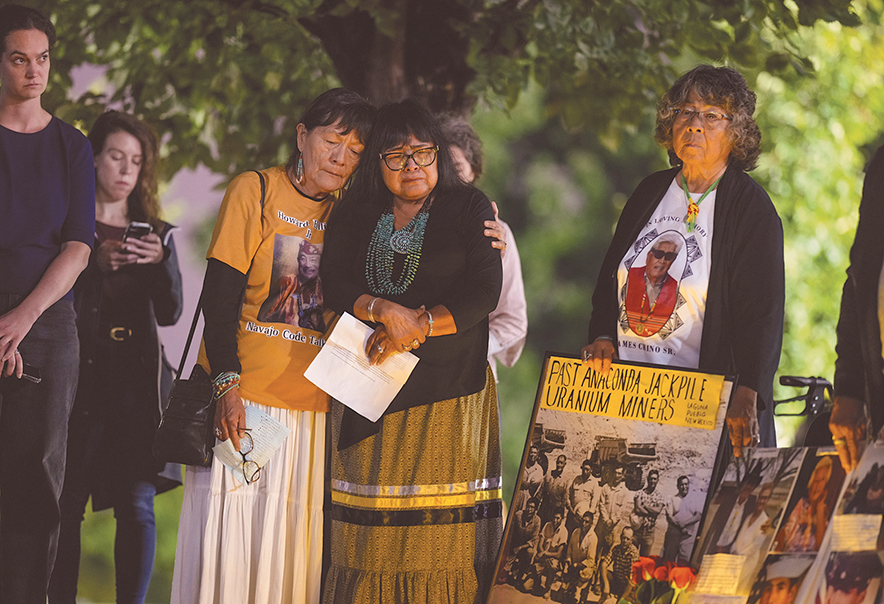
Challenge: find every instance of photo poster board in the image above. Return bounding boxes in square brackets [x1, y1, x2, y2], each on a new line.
[692, 447, 849, 604]
[795, 443, 884, 604]
[487, 352, 733, 604]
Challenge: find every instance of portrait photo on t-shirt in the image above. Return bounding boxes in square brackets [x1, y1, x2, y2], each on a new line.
[257, 234, 325, 332]
[620, 230, 689, 339]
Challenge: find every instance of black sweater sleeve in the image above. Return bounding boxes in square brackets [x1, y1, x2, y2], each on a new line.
[201, 257, 247, 379]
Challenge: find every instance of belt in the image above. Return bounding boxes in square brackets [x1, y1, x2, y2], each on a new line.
[109, 326, 133, 341]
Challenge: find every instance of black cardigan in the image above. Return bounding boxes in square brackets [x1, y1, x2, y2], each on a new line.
[835, 145, 884, 435]
[72, 222, 183, 507]
[587, 165, 785, 446]
[322, 185, 503, 448]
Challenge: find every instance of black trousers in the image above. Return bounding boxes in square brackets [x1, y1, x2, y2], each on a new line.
[0, 294, 79, 604]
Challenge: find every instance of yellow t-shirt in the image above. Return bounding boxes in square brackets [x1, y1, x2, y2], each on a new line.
[197, 166, 335, 412]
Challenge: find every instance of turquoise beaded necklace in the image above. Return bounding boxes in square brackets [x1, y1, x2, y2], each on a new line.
[365, 203, 430, 295]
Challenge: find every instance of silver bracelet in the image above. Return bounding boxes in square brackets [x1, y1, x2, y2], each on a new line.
[367, 297, 379, 322]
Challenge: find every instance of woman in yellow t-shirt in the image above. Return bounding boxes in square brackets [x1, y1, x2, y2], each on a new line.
[170, 89, 375, 604]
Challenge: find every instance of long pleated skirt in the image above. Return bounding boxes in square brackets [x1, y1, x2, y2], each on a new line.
[170, 401, 325, 604]
[323, 367, 503, 604]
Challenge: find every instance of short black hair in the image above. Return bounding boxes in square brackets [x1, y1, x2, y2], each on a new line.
[345, 98, 466, 213]
[285, 88, 376, 175]
[0, 4, 56, 54]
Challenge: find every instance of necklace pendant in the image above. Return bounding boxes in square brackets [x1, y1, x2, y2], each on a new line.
[390, 229, 412, 254]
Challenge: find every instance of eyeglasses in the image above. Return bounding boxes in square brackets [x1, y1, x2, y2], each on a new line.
[650, 249, 678, 262]
[672, 108, 732, 126]
[380, 146, 438, 171]
[239, 431, 261, 484]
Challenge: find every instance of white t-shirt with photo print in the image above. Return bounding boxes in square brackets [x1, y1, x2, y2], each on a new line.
[616, 176, 716, 368]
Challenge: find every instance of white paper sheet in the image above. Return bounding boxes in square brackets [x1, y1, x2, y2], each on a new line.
[213, 405, 290, 482]
[304, 312, 419, 421]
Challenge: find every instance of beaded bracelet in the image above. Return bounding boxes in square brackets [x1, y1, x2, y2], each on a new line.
[213, 371, 241, 400]
[367, 297, 379, 322]
[425, 310, 434, 337]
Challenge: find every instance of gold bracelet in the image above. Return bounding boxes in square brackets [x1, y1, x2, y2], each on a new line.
[426, 309, 434, 337]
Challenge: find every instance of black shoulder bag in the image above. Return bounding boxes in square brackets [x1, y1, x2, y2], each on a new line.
[153, 171, 266, 467]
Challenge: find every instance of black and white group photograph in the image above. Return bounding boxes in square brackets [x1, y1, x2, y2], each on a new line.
[490, 358, 732, 604]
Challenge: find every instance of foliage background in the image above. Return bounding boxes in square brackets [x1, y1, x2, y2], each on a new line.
[10, 0, 884, 600]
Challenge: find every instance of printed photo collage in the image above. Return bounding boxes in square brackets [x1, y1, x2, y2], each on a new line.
[692, 444, 884, 604]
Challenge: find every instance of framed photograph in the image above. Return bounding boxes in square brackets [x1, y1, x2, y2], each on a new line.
[487, 353, 733, 604]
[693, 448, 806, 597]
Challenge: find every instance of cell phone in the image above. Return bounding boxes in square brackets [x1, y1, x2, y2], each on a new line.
[0, 363, 41, 384]
[20, 364, 41, 384]
[123, 221, 153, 241]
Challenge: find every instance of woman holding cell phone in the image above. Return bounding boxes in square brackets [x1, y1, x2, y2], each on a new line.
[48, 111, 183, 604]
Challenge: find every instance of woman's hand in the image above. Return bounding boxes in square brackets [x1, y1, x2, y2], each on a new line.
[96, 240, 139, 273]
[485, 201, 507, 257]
[365, 325, 396, 366]
[0, 305, 38, 378]
[374, 299, 425, 352]
[580, 337, 616, 375]
[122, 232, 165, 264]
[726, 385, 759, 458]
[215, 388, 246, 451]
[830, 395, 867, 472]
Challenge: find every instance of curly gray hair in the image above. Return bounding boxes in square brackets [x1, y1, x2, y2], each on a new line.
[654, 65, 761, 172]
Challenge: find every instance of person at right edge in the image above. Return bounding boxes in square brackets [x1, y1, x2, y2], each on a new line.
[829, 144, 884, 472]
[581, 65, 784, 459]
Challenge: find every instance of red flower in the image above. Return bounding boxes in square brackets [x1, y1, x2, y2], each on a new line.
[632, 557, 657, 584]
[669, 566, 697, 591]
[653, 565, 670, 581]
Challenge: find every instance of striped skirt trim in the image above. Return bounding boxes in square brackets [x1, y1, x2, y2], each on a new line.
[332, 477, 503, 511]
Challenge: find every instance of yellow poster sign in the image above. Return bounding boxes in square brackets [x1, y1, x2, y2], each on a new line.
[539, 356, 724, 430]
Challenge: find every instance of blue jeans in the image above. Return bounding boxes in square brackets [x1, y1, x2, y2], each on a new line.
[0, 295, 79, 604]
[50, 476, 157, 604]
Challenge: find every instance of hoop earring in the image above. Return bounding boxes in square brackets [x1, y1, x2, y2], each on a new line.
[296, 154, 304, 184]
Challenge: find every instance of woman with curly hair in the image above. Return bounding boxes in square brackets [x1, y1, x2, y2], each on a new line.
[49, 111, 182, 604]
[582, 65, 784, 457]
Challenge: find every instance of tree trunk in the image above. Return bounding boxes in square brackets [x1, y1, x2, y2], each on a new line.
[301, 0, 475, 115]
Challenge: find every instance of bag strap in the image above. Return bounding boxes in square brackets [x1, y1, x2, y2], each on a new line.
[175, 170, 266, 378]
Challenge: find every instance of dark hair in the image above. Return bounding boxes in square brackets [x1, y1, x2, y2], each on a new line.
[0, 4, 56, 54]
[647, 469, 659, 480]
[285, 88, 375, 176]
[345, 98, 467, 212]
[678, 475, 689, 484]
[654, 65, 762, 172]
[526, 497, 540, 509]
[438, 113, 483, 180]
[89, 111, 162, 230]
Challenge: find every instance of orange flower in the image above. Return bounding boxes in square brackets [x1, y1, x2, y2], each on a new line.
[653, 565, 670, 581]
[669, 566, 697, 591]
[632, 557, 657, 584]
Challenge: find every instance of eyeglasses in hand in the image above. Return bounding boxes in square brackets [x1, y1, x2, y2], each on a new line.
[239, 431, 261, 484]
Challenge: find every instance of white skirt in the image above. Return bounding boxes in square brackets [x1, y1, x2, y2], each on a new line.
[170, 401, 325, 604]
